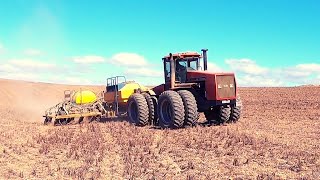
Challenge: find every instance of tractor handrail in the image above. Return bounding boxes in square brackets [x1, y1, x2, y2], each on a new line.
[106, 76, 127, 116]
[106, 76, 126, 86]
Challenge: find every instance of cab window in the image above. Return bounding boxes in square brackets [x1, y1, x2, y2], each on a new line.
[165, 61, 171, 81]
[188, 60, 198, 70]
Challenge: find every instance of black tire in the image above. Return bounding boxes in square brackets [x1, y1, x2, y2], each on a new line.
[158, 91, 185, 128]
[228, 96, 242, 123]
[44, 117, 52, 125]
[142, 93, 157, 125]
[55, 107, 71, 125]
[204, 105, 231, 125]
[177, 90, 199, 127]
[127, 93, 149, 126]
[218, 105, 231, 124]
[151, 96, 158, 126]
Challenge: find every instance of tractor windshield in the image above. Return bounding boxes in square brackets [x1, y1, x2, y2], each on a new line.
[175, 57, 199, 82]
[164, 57, 200, 83]
[177, 57, 199, 71]
[188, 59, 199, 70]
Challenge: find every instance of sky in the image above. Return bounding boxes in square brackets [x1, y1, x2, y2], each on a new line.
[0, 0, 319, 86]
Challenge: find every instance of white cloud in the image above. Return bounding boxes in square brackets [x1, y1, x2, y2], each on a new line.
[237, 75, 284, 87]
[9, 59, 56, 69]
[207, 62, 223, 72]
[72, 55, 105, 64]
[279, 63, 320, 85]
[0, 72, 39, 82]
[0, 59, 63, 83]
[281, 68, 311, 78]
[63, 77, 92, 85]
[110, 53, 148, 67]
[0, 43, 5, 54]
[0, 64, 19, 73]
[295, 63, 320, 73]
[125, 68, 163, 77]
[24, 48, 42, 56]
[0, 59, 69, 79]
[220, 59, 320, 87]
[225, 58, 268, 75]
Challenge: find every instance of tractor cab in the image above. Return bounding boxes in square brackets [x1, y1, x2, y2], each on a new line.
[162, 52, 201, 83]
[162, 49, 208, 89]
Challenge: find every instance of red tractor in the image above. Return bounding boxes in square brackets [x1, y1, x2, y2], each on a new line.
[126, 49, 242, 128]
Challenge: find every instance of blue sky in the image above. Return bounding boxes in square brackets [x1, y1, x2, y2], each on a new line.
[0, 0, 319, 86]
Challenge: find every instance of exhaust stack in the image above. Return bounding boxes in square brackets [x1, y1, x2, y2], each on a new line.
[201, 49, 208, 71]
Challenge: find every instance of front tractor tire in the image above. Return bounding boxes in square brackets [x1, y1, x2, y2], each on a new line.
[158, 91, 185, 129]
[177, 90, 199, 127]
[127, 93, 149, 126]
[228, 96, 242, 123]
[204, 105, 231, 125]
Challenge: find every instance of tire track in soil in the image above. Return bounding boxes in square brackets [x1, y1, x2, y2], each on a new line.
[100, 128, 125, 179]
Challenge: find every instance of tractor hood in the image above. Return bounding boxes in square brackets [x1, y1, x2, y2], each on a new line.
[187, 71, 237, 101]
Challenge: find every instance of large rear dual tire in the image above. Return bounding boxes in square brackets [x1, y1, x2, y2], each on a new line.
[157, 90, 199, 129]
[127, 93, 149, 126]
[157, 91, 185, 128]
[127, 90, 199, 129]
[127, 93, 157, 126]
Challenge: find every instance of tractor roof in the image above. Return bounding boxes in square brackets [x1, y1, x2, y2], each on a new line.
[163, 52, 201, 59]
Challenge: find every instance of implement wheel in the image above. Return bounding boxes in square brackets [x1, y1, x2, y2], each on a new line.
[44, 117, 52, 125]
[157, 91, 185, 129]
[127, 93, 149, 126]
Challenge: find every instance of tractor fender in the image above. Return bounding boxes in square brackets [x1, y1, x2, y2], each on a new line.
[147, 90, 156, 96]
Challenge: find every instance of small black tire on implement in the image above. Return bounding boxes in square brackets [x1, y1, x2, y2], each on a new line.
[157, 90, 185, 129]
[228, 96, 242, 123]
[44, 117, 52, 125]
[127, 93, 149, 126]
[177, 90, 199, 127]
[142, 93, 158, 125]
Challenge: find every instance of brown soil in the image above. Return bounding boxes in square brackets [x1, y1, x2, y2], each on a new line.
[0, 78, 319, 179]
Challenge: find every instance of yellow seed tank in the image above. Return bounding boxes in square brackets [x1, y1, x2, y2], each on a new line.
[72, 90, 97, 104]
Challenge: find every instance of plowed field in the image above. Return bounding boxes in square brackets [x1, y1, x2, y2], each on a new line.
[0, 79, 319, 179]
